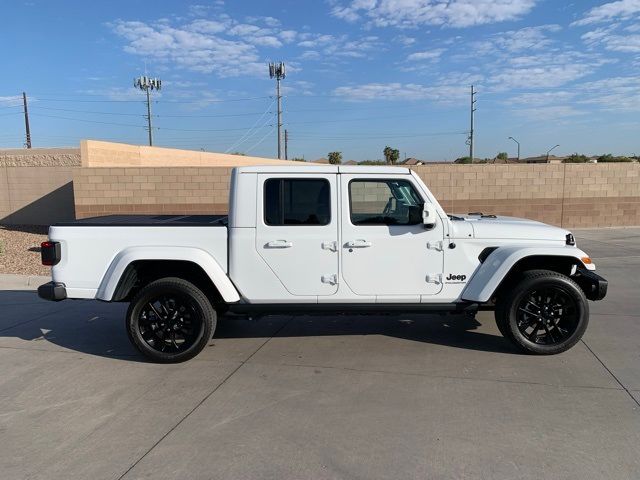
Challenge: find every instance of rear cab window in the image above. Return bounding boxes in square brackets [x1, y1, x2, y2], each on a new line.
[264, 178, 331, 226]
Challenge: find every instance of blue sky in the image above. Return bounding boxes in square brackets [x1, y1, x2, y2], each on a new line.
[1, 0, 640, 161]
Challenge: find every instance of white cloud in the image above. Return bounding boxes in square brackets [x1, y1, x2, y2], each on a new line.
[110, 20, 264, 76]
[504, 76, 640, 115]
[279, 30, 298, 42]
[582, 26, 640, 52]
[281, 80, 315, 96]
[572, 0, 640, 26]
[331, 0, 537, 28]
[296, 33, 380, 59]
[406, 48, 446, 61]
[472, 24, 561, 54]
[514, 105, 585, 120]
[0, 95, 24, 107]
[394, 35, 416, 46]
[332, 82, 468, 101]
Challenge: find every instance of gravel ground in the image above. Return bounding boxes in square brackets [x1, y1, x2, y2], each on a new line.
[0, 225, 49, 276]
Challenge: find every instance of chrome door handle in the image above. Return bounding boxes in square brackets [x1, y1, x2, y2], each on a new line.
[266, 240, 293, 248]
[346, 240, 372, 248]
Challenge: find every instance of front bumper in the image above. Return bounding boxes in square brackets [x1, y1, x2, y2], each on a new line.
[575, 270, 608, 301]
[38, 282, 67, 301]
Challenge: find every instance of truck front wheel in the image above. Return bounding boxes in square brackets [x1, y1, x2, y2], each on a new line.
[126, 277, 216, 363]
[495, 270, 589, 355]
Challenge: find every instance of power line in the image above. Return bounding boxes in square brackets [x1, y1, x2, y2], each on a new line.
[224, 99, 275, 153]
[29, 113, 147, 128]
[245, 127, 275, 154]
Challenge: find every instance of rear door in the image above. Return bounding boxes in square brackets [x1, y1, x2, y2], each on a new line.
[255, 174, 339, 296]
[340, 174, 444, 297]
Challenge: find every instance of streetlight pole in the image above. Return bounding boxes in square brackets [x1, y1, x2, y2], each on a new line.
[508, 136, 520, 161]
[134, 76, 162, 146]
[546, 144, 560, 163]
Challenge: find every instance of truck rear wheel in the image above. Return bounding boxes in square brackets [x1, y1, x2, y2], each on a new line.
[495, 270, 589, 355]
[126, 277, 216, 363]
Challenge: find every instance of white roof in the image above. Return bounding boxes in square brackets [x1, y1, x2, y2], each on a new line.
[236, 165, 410, 175]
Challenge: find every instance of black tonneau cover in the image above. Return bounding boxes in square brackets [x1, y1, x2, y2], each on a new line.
[54, 214, 228, 227]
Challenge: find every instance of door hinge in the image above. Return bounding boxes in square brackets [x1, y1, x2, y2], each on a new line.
[426, 273, 442, 284]
[321, 274, 338, 285]
[322, 241, 337, 252]
[427, 241, 443, 251]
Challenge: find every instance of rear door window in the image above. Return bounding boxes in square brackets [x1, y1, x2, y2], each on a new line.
[264, 178, 331, 226]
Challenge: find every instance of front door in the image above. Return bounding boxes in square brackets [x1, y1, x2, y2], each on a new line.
[340, 174, 444, 297]
[256, 173, 339, 296]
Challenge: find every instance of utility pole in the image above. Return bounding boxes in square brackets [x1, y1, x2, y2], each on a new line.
[22, 92, 32, 149]
[268, 62, 286, 159]
[134, 76, 162, 146]
[468, 85, 477, 162]
[284, 129, 288, 160]
[508, 136, 520, 161]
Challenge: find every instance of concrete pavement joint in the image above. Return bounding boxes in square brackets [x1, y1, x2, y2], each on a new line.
[116, 316, 294, 480]
[580, 339, 640, 408]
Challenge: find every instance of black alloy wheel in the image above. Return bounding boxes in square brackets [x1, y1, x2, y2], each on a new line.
[515, 286, 580, 345]
[126, 277, 216, 363]
[138, 294, 201, 353]
[495, 269, 589, 355]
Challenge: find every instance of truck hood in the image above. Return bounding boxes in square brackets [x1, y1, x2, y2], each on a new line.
[452, 214, 570, 241]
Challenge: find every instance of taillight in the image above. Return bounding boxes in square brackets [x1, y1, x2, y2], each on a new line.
[41, 241, 61, 266]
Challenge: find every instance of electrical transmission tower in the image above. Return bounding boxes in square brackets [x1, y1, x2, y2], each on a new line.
[268, 62, 286, 159]
[134, 76, 162, 146]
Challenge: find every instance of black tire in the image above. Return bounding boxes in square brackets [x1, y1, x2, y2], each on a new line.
[494, 269, 589, 355]
[126, 277, 216, 363]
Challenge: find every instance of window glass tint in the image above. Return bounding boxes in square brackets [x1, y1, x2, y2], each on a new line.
[349, 179, 424, 226]
[264, 178, 330, 226]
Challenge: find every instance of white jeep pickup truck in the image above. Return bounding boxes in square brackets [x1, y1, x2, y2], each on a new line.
[38, 165, 607, 362]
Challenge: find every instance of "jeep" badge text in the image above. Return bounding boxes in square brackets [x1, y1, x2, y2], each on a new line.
[446, 274, 467, 281]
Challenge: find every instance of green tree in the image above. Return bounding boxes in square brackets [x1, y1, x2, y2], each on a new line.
[291, 157, 306, 162]
[359, 160, 385, 165]
[496, 152, 508, 161]
[454, 156, 472, 164]
[328, 151, 342, 165]
[597, 154, 632, 162]
[564, 153, 589, 163]
[383, 146, 400, 165]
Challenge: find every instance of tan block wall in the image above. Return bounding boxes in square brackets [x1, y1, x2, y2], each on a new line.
[1, 166, 76, 224]
[73, 163, 640, 228]
[81, 140, 308, 167]
[0, 148, 80, 167]
[73, 167, 233, 218]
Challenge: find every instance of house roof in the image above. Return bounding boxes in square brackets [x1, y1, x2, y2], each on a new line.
[402, 158, 424, 165]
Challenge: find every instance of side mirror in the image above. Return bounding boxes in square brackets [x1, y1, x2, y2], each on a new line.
[423, 204, 437, 229]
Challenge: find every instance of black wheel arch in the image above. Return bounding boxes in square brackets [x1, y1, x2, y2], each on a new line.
[490, 254, 585, 305]
[112, 260, 224, 305]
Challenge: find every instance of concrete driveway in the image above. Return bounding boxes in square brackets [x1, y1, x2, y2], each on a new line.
[1, 228, 639, 480]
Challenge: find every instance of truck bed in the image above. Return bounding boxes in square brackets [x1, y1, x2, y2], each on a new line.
[54, 214, 228, 226]
[48, 217, 229, 299]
